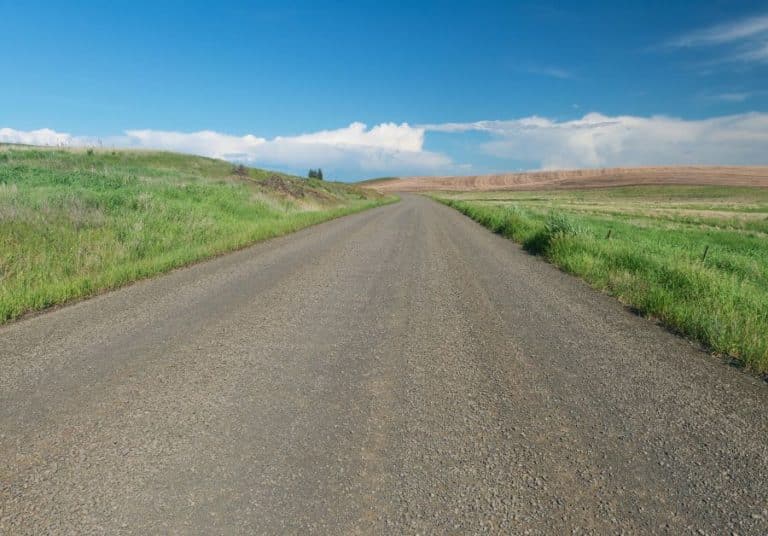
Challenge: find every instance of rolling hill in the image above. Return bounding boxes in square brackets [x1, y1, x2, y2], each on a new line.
[369, 166, 768, 192]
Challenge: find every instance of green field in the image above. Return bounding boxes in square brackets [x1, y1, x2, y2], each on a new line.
[0, 145, 393, 324]
[438, 186, 768, 374]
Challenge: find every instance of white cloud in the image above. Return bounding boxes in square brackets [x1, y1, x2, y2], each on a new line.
[528, 66, 574, 79]
[670, 14, 768, 47]
[121, 122, 450, 175]
[667, 13, 768, 65]
[275, 122, 424, 152]
[1, 122, 453, 178]
[423, 112, 768, 169]
[0, 127, 76, 146]
[705, 90, 766, 102]
[5, 113, 768, 176]
[123, 129, 267, 161]
[737, 41, 768, 62]
[709, 92, 752, 102]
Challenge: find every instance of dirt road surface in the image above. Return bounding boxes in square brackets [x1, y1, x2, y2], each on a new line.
[1, 195, 767, 534]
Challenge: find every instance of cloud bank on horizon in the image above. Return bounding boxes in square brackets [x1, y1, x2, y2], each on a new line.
[420, 112, 768, 170]
[3, 111, 768, 179]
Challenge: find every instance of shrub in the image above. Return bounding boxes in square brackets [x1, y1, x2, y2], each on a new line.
[545, 212, 580, 236]
[524, 212, 580, 255]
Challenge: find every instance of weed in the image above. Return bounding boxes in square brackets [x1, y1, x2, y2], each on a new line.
[524, 212, 580, 255]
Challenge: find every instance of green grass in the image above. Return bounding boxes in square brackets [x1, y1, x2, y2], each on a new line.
[0, 145, 395, 323]
[437, 186, 768, 374]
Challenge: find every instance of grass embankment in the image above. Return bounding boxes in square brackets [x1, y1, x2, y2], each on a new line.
[0, 145, 394, 323]
[438, 186, 768, 374]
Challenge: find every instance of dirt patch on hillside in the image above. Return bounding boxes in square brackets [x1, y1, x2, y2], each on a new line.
[259, 175, 309, 198]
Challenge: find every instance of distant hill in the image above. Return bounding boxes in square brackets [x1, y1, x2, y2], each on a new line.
[368, 166, 768, 192]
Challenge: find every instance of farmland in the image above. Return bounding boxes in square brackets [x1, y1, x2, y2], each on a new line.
[371, 166, 768, 192]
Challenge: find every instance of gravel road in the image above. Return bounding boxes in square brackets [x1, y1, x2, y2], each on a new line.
[1, 195, 767, 534]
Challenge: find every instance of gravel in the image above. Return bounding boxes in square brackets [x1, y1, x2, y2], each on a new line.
[1, 194, 767, 534]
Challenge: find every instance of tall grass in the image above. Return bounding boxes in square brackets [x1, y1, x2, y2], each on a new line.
[440, 194, 768, 374]
[0, 146, 393, 323]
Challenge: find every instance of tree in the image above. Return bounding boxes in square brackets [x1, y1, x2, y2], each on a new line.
[308, 169, 316, 179]
[317, 168, 324, 181]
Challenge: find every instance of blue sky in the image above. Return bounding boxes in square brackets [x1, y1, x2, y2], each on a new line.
[2, 0, 768, 180]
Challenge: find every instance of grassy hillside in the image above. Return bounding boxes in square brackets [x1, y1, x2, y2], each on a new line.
[0, 145, 393, 323]
[438, 186, 768, 374]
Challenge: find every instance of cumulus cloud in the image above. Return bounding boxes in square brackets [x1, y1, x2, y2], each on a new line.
[124, 122, 452, 176]
[1, 122, 453, 178]
[5, 113, 768, 176]
[274, 122, 424, 152]
[237, 122, 450, 174]
[122, 121, 428, 161]
[0, 127, 79, 146]
[422, 112, 768, 169]
[123, 129, 267, 161]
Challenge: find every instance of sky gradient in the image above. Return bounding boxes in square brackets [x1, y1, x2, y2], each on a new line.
[2, 0, 767, 180]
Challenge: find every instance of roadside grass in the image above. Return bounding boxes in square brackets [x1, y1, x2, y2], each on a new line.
[0, 145, 394, 323]
[437, 186, 768, 374]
